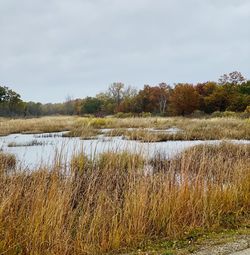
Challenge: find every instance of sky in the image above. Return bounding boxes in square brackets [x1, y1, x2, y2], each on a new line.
[0, 0, 250, 103]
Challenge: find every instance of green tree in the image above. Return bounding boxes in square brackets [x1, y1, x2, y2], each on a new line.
[81, 97, 102, 114]
[25, 102, 43, 116]
[238, 81, 250, 95]
[0, 86, 25, 116]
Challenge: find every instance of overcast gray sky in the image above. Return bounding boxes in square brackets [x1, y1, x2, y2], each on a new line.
[0, 0, 249, 103]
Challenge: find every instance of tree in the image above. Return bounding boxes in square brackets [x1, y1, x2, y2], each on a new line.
[227, 94, 250, 112]
[25, 102, 43, 116]
[238, 81, 250, 95]
[195, 82, 218, 112]
[135, 84, 171, 114]
[74, 99, 83, 116]
[0, 86, 7, 102]
[116, 86, 138, 113]
[218, 71, 246, 85]
[0, 86, 25, 116]
[158, 83, 171, 114]
[204, 86, 230, 113]
[64, 96, 75, 115]
[96, 92, 116, 114]
[108, 82, 124, 110]
[81, 97, 102, 114]
[170, 84, 199, 115]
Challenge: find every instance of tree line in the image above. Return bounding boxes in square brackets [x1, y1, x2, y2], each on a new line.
[1, 71, 249, 117]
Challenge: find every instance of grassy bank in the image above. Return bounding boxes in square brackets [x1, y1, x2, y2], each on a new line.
[104, 117, 250, 141]
[0, 116, 250, 140]
[67, 116, 250, 141]
[0, 116, 76, 136]
[0, 143, 249, 254]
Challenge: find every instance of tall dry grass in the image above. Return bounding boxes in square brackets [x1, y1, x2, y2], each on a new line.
[0, 143, 249, 254]
[0, 116, 249, 140]
[0, 152, 16, 175]
[104, 117, 250, 141]
[0, 116, 76, 136]
[66, 116, 250, 140]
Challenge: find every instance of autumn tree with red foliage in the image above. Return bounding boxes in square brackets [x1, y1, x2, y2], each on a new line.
[135, 83, 171, 115]
[1, 71, 249, 117]
[170, 84, 200, 115]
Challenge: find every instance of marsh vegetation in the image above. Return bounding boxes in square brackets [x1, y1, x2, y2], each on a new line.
[0, 116, 249, 254]
[1, 116, 249, 140]
[0, 142, 249, 254]
[0, 116, 75, 136]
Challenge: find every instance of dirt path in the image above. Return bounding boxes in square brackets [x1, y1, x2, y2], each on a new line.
[122, 233, 250, 255]
[231, 248, 250, 255]
[194, 236, 250, 255]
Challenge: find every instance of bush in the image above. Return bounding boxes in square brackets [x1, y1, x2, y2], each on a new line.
[190, 110, 206, 118]
[140, 112, 152, 118]
[114, 112, 134, 118]
[211, 111, 238, 118]
[74, 118, 113, 129]
[211, 111, 223, 118]
[222, 111, 237, 117]
[88, 118, 112, 128]
[239, 106, 250, 118]
[244, 106, 250, 113]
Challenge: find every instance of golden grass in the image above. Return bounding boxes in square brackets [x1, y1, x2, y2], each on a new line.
[104, 117, 250, 141]
[0, 116, 77, 136]
[64, 119, 102, 139]
[0, 143, 249, 254]
[0, 116, 249, 140]
[0, 152, 16, 175]
[65, 116, 250, 141]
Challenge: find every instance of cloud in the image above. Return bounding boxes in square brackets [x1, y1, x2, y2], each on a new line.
[0, 0, 249, 102]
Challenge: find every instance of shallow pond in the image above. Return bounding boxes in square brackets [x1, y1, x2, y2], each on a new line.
[0, 131, 249, 169]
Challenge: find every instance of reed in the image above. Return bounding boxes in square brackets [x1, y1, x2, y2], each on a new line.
[0, 152, 16, 175]
[105, 118, 250, 141]
[0, 116, 249, 140]
[7, 140, 46, 147]
[0, 143, 249, 254]
[0, 116, 76, 136]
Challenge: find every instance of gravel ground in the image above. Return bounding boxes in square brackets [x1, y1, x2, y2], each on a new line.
[231, 248, 250, 255]
[122, 234, 250, 255]
[194, 236, 250, 255]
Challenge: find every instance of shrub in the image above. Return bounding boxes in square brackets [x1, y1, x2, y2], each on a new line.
[140, 112, 152, 118]
[211, 111, 223, 118]
[244, 106, 250, 113]
[222, 111, 237, 117]
[88, 118, 112, 128]
[114, 112, 134, 118]
[190, 110, 206, 118]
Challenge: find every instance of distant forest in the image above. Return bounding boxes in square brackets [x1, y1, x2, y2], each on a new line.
[1, 71, 250, 117]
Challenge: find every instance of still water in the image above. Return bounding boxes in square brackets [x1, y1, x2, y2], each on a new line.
[0, 131, 249, 169]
